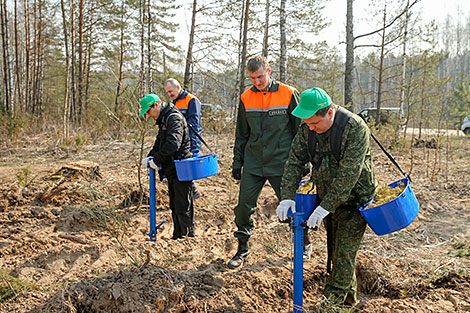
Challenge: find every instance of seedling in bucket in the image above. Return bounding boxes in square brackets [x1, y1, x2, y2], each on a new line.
[359, 177, 419, 235]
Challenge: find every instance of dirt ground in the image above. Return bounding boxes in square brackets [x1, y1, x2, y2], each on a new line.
[0, 130, 469, 313]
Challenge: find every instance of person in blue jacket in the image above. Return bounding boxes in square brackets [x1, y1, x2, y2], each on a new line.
[164, 78, 203, 199]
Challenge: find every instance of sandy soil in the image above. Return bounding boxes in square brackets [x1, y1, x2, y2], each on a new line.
[0, 131, 469, 313]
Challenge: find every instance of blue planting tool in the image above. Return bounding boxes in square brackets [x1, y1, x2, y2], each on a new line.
[292, 212, 305, 313]
[147, 161, 166, 241]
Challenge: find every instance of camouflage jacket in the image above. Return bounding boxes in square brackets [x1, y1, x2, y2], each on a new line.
[281, 105, 377, 213]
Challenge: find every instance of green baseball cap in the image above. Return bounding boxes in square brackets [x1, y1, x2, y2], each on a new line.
[139, 94, 160, 116]
[292, 87, 332, 119]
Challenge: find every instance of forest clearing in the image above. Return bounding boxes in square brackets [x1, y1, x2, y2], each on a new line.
[0, 0, 470, 311]
[0, 129, 469, 313]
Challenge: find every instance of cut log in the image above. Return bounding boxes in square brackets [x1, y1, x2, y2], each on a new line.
[51, 160, 102, 180]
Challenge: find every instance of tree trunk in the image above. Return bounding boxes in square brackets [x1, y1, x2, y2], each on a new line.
[344, 0, 354, 108]
[238, 0, 250, 96]
[399, 0, 409, 122]
[31, 0, 38, 114]
[1, 0, 12, 114]
[78, 0, 84, 124]
[84, 0, 94, 115]
[279, 0, 286, 82]
[114, 2, 124, 114]
[418, 53, 427, 140]
[139, 0, 145, 98]
[184, 0, 197, 90]
[162, 50, 166, 76]
[375, 6, 387, 125]
[61, 0, 71, 139]
[147, 0, 151, 93]
[431, 96, 445, 181]
[70, 0, 77, 122]
[262, 0, 269, 58]
[14, 0, 23, 111]
[232, 0, 245, 119]
[24, 0, 31, 112]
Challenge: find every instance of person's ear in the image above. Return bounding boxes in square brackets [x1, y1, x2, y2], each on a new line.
[328, 107, 334, 118]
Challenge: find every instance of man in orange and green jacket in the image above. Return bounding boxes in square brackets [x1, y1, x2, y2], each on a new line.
[228, 56, 302, 269]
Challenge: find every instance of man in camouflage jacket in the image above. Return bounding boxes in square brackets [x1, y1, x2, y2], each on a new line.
[276, 87, 377, 306]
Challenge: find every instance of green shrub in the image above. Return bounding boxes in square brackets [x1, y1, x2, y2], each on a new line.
[0, 270, 38, 303]
[16, 167, 31, 187]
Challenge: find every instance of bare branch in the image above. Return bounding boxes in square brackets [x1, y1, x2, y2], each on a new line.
[354, 0, 419, 41]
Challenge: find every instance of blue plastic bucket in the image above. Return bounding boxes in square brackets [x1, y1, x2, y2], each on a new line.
[359, 178, 419, 236]
[287, 180, 317, 220]
[174, 154, 219, 181]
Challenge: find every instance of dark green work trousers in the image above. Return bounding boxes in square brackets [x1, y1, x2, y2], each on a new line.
[323, 206, 367, 305]
[234, 172, 282, 242]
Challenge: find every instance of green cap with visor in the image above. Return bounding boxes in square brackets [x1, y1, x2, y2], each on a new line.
[292, 87, 331, 119]
[139, 94, 160, 116]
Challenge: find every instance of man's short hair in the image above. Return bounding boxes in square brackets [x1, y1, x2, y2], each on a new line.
[315, 105, 332, 117]
[164, 78, 181, 88]
[247, 56, 270, 73]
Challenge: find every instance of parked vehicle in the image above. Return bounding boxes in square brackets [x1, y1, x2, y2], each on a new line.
[461, 116, 470, 135]
[358, 107, 402, 125]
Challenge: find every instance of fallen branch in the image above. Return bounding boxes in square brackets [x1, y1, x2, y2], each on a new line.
[58, 233, 90, 245]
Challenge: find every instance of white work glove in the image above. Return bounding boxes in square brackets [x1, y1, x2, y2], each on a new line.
[142, 157, 158, 170]
[276, 200, 296, 221]
[306, 206, 329, 230]
[142, 157, 152, 167]
[149, 159, 158, 170]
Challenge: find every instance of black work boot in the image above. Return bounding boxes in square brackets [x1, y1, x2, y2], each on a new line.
[193, 185, 202, 200]
[228, 240, 250, 269]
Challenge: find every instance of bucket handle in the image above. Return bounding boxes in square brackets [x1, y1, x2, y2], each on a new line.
[187, 123, 214, 154]
[359, 113, 411, 182]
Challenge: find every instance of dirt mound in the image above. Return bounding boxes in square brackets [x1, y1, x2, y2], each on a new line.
[432, 271, 470, 291]
[32, 263, 225, 313]
[356, 252, 431, 298]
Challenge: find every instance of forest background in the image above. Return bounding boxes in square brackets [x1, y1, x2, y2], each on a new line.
[0, 0, 469, 143]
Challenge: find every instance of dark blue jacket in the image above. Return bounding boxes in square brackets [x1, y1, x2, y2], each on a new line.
[173, 90, 202, 152]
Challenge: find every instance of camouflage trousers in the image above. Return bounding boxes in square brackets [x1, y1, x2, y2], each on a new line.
[233, 172, 282, 242]
[323, 206, 366, 305]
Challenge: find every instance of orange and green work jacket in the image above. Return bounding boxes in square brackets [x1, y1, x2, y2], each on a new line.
[233, 80, 301, 177]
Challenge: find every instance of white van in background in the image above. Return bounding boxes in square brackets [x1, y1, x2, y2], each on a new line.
[461, 116, 470, 135]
